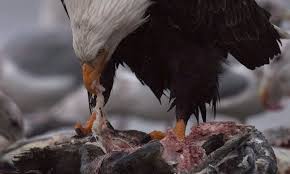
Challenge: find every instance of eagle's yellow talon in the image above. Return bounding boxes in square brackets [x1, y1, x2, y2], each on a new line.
[149, 119, 186, 141]
[149, 130, 166, 140]
[74, 112, 97, 136]
[174, 119, 186, 141]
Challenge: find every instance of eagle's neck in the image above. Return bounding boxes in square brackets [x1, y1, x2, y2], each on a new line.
[65, 0, 152, 61]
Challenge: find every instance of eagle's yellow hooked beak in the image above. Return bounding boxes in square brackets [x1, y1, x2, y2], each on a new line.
[82, 49, 109, 95]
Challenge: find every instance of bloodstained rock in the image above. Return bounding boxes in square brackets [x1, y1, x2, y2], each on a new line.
[0, 122, 278, 174]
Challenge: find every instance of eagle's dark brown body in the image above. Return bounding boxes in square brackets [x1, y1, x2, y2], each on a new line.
[76, 0, 281, 124]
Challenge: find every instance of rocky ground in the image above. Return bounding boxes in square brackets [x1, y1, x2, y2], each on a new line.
[0, 122, 279, 174]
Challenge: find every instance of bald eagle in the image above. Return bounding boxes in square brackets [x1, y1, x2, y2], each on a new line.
[61, 0, 281, 140]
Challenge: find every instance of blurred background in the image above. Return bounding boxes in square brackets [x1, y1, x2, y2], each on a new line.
[0, 0, 290, 148]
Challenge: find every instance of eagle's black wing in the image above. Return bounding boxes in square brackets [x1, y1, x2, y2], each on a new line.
[158, 0, 281, 69]
[112, 0, 281, 122]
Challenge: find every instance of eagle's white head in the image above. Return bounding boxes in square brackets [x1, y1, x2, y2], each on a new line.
[64, 0, 151, 63]
[63, 0, 151, 96]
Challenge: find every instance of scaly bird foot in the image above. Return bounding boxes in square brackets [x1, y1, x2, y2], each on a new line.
[75, 112, 96, 137]
[149, 119, 186, 141]
[174, 119, 186, 141]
